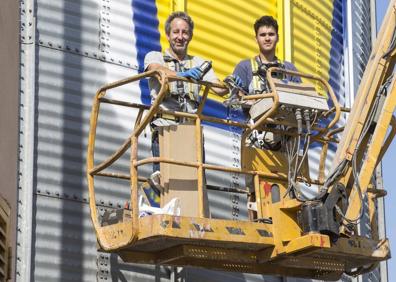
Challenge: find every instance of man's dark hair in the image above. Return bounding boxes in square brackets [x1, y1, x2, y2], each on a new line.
[254, 16, 278, 35]
[165, 11, 194, 36]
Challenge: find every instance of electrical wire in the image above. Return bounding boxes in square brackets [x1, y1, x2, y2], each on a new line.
[330, 75, 392, 225]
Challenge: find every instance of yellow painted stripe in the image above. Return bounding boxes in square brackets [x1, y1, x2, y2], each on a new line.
[156, 0, 171, 52]
[155, 0, 335, 99]
[187, 0, 278, 80]
[290, 0, 334, 96]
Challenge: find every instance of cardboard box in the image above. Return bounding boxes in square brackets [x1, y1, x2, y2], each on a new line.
[159, 123, 209, 217]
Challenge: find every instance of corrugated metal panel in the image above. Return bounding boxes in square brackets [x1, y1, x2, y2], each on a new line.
[290, 0, 346, 183]
[34, 195, 169, 282]
[36, 0, 101, 58]
[187, 0, 277, 80]
[36, 46, 151, 206]
[32, 0, 165, 280]
[32, 1, 250, 280]
[36, 0, 140, 70]
[36, 44, 245, 201]
[351, 0, 372, 95]
[97, 252, 170, 281]
[18, 1, 37, 280]
[156, 0, 171, 51]
[183, 268, 283, 282]
[102, 1, 139, 68]
[348, 1, 381, 282]
[348, 0, 381, 282]
[34, 195, 97, 281]
[291, 0, 345, 99]
[21, 0, 384, 281]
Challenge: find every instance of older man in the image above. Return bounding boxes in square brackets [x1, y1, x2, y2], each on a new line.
[144, 11, 226, 116]
[144, 11, 226, 188]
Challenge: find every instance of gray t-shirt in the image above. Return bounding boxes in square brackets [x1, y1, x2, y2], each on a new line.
[144, 49, 218, 113]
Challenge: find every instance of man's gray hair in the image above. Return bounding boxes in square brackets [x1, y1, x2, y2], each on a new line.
[165, 11, 194, 36]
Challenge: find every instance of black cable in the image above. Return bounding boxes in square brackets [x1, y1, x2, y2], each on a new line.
[333, 75, 392, 224]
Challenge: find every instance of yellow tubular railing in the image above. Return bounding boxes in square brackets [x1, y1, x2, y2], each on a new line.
[86, 69, 339, 250]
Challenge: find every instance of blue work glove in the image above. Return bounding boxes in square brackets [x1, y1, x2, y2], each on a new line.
[233, 75, 244, 88]
[177, 67, 202, 80]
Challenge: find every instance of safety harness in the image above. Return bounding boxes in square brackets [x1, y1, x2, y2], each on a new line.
[164, 54, 200, 103]
[248, 56, 285, 151]
[250, 56, 285, 94]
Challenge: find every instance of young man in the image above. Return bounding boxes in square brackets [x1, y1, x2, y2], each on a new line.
[230, 15, 301, 150]
[233, 15, 301, 95]
[144, 12, 226, 191]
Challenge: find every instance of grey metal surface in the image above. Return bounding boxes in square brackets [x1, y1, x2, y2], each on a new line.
[35, 45, 245, 205]
[345, 0, 384, 281]
[101, 0, 139, 68]
[36, 0, 138, 69]
[36, 0, 102, 63]
[181, 268, 283, 282]
[17, 0, 37, 280]
[33, 195, 97, 281]
[350, 0, 373, 97]
[35, 46, 147, 206]
[33, 194, 171, 281]
[16, 0, 386, 281]
[27, 0, 169, 281]
[29, 1, 249, 281]
[97, 252, 170, 282]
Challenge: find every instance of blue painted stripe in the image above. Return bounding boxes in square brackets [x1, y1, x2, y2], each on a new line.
[328, 0, 345, 101]
[312, 0, 345, 139]
[132, 0, 161, 105]
[202, 99, 247, 132]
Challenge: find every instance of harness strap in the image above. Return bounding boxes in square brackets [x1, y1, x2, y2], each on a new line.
[250, 57, 262, 94]
[164, 54, 199, 102]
